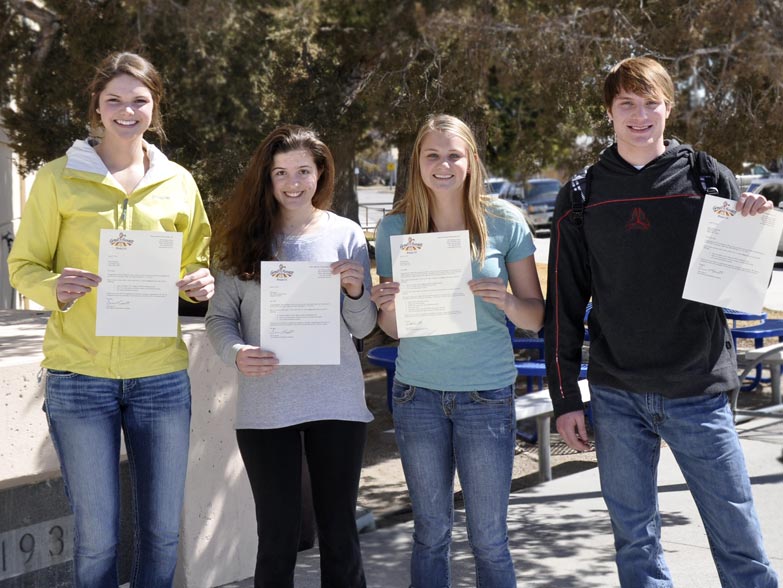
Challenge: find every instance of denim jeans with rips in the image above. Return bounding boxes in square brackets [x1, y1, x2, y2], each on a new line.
[392, 379, 517, 588]
[45, 369, 191, 588]
[590, 384, 778, 588]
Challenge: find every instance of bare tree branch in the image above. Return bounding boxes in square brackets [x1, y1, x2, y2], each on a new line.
[8, 0, 60, 65]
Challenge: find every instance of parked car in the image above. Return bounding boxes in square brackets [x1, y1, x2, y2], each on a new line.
[747, 178, 783, 196]
[484, 177, 508, 198]
[736, 162, 778, 191]
[498, 177, 561, 235]
[496, 180, 523, 206]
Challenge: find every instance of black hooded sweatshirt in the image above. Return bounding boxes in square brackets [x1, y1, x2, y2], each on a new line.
[544, 140, 740, 418]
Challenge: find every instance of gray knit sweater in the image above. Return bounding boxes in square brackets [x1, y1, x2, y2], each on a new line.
[205, 212, 376, 429]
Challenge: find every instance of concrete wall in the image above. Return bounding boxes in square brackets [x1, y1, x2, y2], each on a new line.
[175, 318, 257, 588]
[0, 311, 256, 587]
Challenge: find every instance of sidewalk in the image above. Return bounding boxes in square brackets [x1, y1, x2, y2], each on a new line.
[220, 417, 783, 588]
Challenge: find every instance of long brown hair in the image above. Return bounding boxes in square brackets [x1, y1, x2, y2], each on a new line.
[211, 125, 335, 280]
[87, 52, 166, 142]
[388, 114, 490, 262]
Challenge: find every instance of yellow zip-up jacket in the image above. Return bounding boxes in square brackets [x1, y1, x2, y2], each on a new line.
[8, 139, 211, 379]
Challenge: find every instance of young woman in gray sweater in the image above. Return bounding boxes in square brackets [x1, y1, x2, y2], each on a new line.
[206, 125, 375, 587]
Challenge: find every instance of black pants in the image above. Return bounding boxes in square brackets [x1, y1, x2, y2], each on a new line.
[236, 420, 368, 588]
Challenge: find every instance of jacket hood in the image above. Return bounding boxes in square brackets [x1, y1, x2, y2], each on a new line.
[64, 139, 179, 190]
[598, 139, 694, 176]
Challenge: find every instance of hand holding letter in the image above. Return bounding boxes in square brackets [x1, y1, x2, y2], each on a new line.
[682, 194, 783, 313]
[331, 259, 364, 299]
[177, 267, 215, 301]
[389, 231, 477, 337]
[57, 267, 101, 305]
[735, 192, 773, 216]
[236, 346, 279, 377]
[468, 277, 509, 311]
[370, 281, 399, 312]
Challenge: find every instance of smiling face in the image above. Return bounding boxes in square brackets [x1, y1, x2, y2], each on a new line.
[609, 89, 672, 166]
[418, 130, 471, 199]
[95, 73, 154, 145]
[270, 149, 322, 215]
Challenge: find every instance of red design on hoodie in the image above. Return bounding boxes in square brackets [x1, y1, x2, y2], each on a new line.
[625, 207, 651, 231]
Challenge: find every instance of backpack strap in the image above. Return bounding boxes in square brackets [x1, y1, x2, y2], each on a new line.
[691, 151, 720, 196]
[570, 165, 592, 226]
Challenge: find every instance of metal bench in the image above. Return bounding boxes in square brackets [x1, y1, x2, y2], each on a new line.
[515, 380, 591, 482]
[731, 319, 783, 391]
[733, 342, 783, 420]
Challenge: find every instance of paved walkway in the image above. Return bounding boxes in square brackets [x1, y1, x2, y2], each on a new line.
[219, 417, 783, 587]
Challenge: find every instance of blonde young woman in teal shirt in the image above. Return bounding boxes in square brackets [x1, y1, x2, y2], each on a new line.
[371, 114, 544, 587]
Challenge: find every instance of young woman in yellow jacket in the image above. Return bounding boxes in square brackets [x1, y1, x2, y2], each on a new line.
[8, 52, 213, 588]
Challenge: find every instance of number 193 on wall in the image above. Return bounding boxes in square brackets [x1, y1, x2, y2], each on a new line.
[0, 516, 73, 581]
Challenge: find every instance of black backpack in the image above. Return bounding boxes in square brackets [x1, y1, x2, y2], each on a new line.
[569, 151, 721, 227]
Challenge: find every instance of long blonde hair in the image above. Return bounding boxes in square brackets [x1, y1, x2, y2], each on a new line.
[390, 114, 490, 262]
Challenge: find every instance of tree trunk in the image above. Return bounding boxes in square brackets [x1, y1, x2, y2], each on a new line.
[329, 132, 359, 222]
[393, 133, 415, 203]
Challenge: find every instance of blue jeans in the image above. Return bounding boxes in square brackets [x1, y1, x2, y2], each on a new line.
[590, 384, 778, 588]
[392, 380, 517, 588]
[45, 369, 191, 588]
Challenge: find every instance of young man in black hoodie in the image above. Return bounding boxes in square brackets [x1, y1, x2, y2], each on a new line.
[545, 56, 779, 587]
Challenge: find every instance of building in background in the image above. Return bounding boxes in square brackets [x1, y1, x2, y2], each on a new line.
[0, 120, 34, 310]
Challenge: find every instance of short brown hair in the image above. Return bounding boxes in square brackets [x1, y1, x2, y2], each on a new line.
[87, 52, 165, 141]
[604, 57, 675, 110]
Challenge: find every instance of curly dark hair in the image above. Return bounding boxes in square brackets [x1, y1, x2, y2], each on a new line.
[211, 125, 335, 280]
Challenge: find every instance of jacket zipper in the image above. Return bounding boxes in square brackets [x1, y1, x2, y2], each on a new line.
[119, 197, 129, 229]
